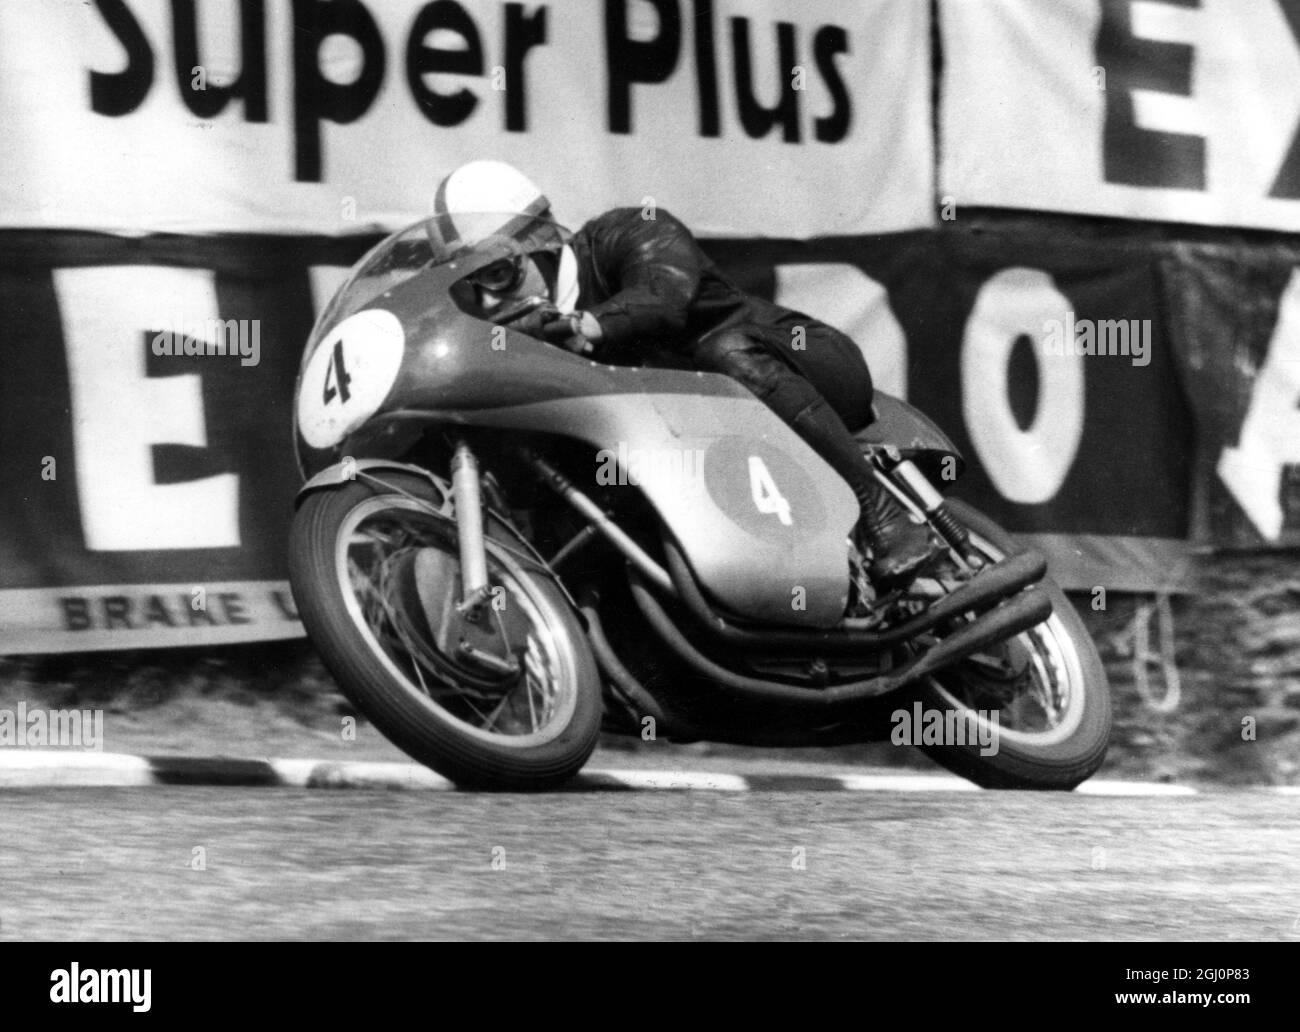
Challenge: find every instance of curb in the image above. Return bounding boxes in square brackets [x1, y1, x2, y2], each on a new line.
[0, 750, 1287, 794]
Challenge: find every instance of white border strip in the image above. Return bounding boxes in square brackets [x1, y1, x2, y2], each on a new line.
[591, 770, 750, 792]
[0, 751, 1292, 794]
[0, 750, 155, 787]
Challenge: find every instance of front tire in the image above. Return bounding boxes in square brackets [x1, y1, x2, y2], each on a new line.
[906, 498, 1111, 789]
[289, 470, 602, 790]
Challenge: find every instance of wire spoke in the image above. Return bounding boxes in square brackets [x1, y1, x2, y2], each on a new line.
[342, 510, 561, 738]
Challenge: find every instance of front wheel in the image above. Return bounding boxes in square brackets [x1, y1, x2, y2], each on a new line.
[905, 498, 1111, 789]
[289, 470, 602, 790]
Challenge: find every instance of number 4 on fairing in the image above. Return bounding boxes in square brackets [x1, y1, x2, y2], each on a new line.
[323, 340, 352, 405]
[749, 455, 792, 525]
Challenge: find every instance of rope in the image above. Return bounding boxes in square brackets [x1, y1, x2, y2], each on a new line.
[1128, 593, 1182, 713]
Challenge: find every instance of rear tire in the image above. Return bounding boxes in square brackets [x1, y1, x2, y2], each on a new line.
[906, 498, 1111, 789]
[289, 471, 602, 790]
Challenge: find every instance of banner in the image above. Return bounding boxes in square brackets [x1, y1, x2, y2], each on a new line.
[0, 232, 343, 652]
[12, 220, 1300, 650]
[1159, 244, 1300, 550]
[0, 0, 934, 238]
[724, 227, 1200, 593]
[939, 0, 1300, 232]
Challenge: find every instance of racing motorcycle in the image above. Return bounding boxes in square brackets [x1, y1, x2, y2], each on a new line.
[289, 211, 1111, 790]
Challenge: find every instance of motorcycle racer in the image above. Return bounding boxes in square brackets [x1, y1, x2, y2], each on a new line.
[434, 160, 942, 589]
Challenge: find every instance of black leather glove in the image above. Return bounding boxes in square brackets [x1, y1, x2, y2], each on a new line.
[507, 301, 563, 339]
[539, 311, 604, 355]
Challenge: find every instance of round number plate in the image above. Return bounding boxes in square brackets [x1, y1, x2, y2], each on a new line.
[298, 309, 405, 450]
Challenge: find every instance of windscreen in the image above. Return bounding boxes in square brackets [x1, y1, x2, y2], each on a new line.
[311, 211, 571, 340]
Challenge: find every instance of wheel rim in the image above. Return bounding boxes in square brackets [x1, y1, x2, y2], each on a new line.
[925, 529, 1087, 747]
[333, 495, 580, 748]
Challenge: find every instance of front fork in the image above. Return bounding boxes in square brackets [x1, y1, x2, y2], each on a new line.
[450, 439, 492, 614]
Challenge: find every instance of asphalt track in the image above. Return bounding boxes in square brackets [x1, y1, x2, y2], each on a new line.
[2, 783, 1297, 940]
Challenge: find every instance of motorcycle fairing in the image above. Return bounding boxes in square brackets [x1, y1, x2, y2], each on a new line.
[296, 257, 858, 628]
[439, 393, 858, 627]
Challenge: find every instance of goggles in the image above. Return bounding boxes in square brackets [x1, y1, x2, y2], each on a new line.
[467, 253, 527, 295]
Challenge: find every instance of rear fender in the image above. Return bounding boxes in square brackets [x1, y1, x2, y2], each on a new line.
[858, 392, 965, 481]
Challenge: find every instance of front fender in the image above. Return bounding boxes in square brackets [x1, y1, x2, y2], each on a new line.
[295, 458, 449, 507]
[294, 458, 583, 614]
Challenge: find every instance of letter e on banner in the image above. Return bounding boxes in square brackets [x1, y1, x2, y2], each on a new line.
[54, 267, 240, 550]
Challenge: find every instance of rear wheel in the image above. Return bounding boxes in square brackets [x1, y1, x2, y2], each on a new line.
[289, 471, 602, 789]
[905, 498, 1111, 789]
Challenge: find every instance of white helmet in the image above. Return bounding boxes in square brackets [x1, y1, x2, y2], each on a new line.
[434, 159, 552, 233]
[432, 160, 578, 312]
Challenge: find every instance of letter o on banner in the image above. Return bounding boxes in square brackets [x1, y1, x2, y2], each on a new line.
[961, 268, 1084, 504]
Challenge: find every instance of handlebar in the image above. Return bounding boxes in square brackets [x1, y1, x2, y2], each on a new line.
[488, 295, 552, 326]
[485, 295, 595, 356]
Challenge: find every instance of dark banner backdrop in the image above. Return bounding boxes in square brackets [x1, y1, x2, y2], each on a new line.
[2, 0, 1298, 651]
[1, 225, 1295, 650]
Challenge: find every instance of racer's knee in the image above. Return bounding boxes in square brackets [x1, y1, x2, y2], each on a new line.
[803, 325, 874, 431]
[691, 329, 784, 400]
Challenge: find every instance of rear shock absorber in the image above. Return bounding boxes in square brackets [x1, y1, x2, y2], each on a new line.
[877, 446, 973, 558]
[926, 502, 972, 553]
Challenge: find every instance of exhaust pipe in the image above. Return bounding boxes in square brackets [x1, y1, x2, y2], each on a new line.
[628, 571, 1053, 712]
[524, 448, 1045, 654]
[579, 593, 704, 741]
[661, 539, 1046, 655]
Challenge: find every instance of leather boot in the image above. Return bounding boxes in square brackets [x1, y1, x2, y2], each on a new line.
[855, 479, 944, 589]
